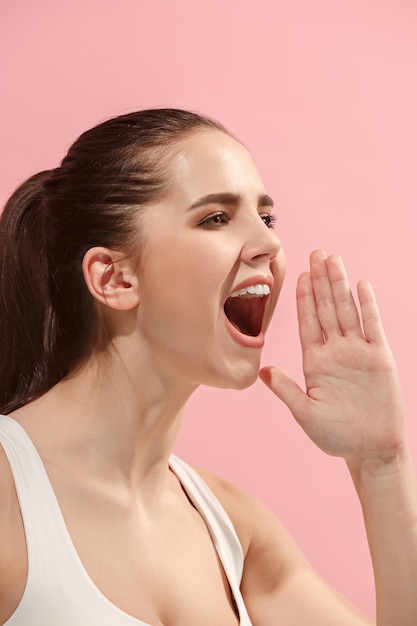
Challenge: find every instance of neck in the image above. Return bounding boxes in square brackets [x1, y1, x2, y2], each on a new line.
[12, 346, 198, 496]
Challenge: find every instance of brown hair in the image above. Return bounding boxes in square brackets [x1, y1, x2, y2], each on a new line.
[0, 108, 227, 413]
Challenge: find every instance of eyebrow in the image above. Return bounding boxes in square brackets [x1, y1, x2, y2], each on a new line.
[188, 192, 274, 211]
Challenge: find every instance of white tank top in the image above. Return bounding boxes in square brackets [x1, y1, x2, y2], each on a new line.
[0, 415, 253, 626]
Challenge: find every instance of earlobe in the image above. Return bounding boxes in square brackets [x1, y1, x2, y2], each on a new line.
[82, 247, 140, 311]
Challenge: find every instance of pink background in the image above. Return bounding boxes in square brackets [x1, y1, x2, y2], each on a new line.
[1, 0, 416, 617]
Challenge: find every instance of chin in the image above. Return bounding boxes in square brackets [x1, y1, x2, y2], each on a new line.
[227, 376, 258, 391]
[208, 358, 261, 391]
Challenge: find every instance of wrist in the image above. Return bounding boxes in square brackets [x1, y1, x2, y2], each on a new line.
[347, 445, 417, 526]
[347, 442, 411, 481]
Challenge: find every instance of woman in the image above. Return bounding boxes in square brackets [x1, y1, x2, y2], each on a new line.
[0, 108, 415, 625]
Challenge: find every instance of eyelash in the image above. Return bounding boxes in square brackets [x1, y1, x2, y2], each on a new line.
[198, 212, 230, 229]
[198, 212, 277, 230]
[262, 214, 277, 229]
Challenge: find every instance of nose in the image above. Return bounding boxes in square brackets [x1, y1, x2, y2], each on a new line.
[240, 213, 281, 265]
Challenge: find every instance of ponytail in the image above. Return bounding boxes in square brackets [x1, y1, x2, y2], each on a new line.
[0, 172, 53, 412]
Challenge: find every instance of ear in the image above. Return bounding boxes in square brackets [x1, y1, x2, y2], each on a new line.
[82, 247, 140, 311]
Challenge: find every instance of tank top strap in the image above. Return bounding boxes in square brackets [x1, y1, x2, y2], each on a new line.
[0, 415, 70, 569]
[169, 455, 253, 626]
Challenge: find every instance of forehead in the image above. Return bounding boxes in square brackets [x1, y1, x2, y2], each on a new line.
[167, 130, 266, 202]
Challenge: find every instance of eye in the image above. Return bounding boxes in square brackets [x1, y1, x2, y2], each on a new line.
[260, 213, 277, 229]
[198, 212, 230, 229]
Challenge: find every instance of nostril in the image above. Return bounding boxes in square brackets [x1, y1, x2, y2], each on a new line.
[251, 246, 279, 262]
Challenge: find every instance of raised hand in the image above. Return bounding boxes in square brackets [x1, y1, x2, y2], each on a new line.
[260, 250, 405, 465]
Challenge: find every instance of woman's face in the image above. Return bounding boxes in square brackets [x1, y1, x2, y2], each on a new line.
[135, 130, 286, 391]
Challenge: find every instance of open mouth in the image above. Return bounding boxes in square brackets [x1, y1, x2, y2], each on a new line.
[224, 284, 270, 337]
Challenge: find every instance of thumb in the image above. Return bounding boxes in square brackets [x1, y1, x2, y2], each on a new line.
[259, 366, 307, 418]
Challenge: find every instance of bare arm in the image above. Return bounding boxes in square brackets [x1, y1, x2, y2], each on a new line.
[260, 250, 417, 625]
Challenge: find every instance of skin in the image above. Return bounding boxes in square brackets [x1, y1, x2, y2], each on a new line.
[0, 130, 416, 625]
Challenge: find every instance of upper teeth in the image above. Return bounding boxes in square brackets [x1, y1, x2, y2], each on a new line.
[230, 284, 271, 298]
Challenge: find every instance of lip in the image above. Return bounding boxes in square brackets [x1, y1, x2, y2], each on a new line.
[223, 274, 274, 348]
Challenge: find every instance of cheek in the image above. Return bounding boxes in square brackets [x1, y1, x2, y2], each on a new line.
[143, 234, 236, 299]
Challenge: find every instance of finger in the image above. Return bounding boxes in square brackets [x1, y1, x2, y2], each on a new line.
[326, 255, 363, 338]
[357, 280, 388, 346]
[310, 250, 342, 338]
[296, 271, 325, 351]
[259, 366, 308, 421]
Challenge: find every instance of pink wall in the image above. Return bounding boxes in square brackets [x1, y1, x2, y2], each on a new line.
[1, 0, 417, 617]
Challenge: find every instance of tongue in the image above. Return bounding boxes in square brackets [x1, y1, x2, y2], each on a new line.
[224, 296, 265, 337]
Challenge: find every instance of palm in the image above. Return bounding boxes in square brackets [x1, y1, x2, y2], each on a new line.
[261, 251, 404, 463]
